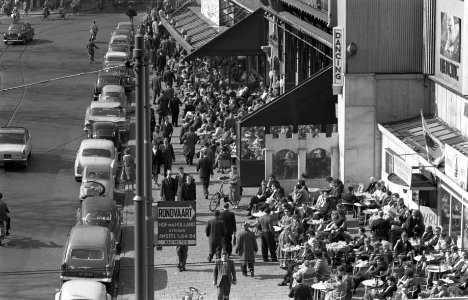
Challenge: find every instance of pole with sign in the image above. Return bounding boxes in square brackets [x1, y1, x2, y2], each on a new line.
[157, 201, 197, 246]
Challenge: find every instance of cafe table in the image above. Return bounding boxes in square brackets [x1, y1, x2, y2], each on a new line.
[362, 278, 384, 293]
[362, 208, 379, 225]
[353, 260, 369, 275]
[311, 282, 329, 300]
[414, 254, 437, 262]
[426, 264, 449, 282]
[252, 211, 266, 218]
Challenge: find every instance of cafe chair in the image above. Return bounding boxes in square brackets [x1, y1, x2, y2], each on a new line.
[331, 291, 346, 300]
[373, 229, 389, 242]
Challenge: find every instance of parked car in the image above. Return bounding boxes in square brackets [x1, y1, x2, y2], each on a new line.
[112, 28, 133, 43]
[76, 196, 122, 250]
[74, 139, 116, 182]
[99, 85, 127, 108]
[109, 34, 131, 47]
[116, 22, 134, 36]
[3, 22, 34, 44]
[0, 127, 32, 168]
[55, 280, 111, 300]
[108, 43, 132, 59]
[84, 102, 128, 135]
[79, 164, 115, 199]
[94, 70, 133, 99]
[60, 226, 116, 284]
[87, 122, 123, 154]
[103, 51, 128, 69]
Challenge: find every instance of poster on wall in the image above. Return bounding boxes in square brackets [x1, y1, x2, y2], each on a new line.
[440, 12, 461, 63]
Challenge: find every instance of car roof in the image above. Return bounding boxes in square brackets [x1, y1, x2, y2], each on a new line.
[90, 101, 122, 108]
[61, 280, 107, 298]
[105, 51, 127, 58]
[102, 85, 124, 93]
[117, 22, 132, 27]
[110, 34, 128, 40]
[0, 127, 27, 134]
[80, 139, 115, 149]
[69, 225, 109, 247]
[83, 197, 113, 211]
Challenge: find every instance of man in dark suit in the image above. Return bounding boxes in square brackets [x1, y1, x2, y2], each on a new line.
[234, 222, 258, 277]
[174, 166, 187, 201]
[213, 251, 236, 300]
[257, 208, 278, 262]
[370, 211, 391, 237]
[206, 210, 226, 262]
[220, 203, 236, 256]
[160, 169, 177, 201]
[159, 137, 175, 176]
[197, 149, 213, 199]
[181, 175, 196, 201]
[288, 275, 312, 300]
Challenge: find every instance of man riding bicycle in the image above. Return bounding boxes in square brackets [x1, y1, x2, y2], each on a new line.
[0, 193, 11, 236]
[90, 21, 98, 41]
[41, 0, 50, 17]
[86, 38, 99, 62]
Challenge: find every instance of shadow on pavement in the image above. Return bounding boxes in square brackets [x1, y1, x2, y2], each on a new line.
[3, 235, 62, 249]
[4, 153, 74, 174]
[29, 39, 53, 44]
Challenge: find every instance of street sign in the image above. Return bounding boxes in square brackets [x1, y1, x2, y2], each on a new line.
[156, 201, 196, 246]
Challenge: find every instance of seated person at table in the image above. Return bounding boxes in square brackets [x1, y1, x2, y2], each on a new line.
[246, 180, 271, 217]
[317, 211, 344, 233]
[329, 227, 348, 243]
[342, 186, 359, 204]
[365, 177, 377, 193]
[357, 238, 374, 261]
[422, 226, 441, 251]
[434, 231, 451, 252]
[387, 193, 400, 207]
[370, 211, 391, 235]
[291, 260, 315, 287]
[264, 181, 283, 207]
[329, 178, 344, 201]
[420, 225, 434, 246]
[314, 251, 331, 282]
[304, 230, 322, 252]
[371, 182, 385, 200]
[424, 280, 450, 298]
[351, 227, 367, 249]
[444, 251, 468, 282]
[288, 183, 309, 208]
[278, 249, 315, 287]
[278, 207, 294, 227]
[352, 256, 387, 292]
[393, 232, 414, 262]
[375, 276, 398, 300]
[379, 191, 393, 207]
[403, 209, 425, 238]
[397, 268, 416, 290]
[324, 274, 348, 300]
[446, 245, 461, 267]
[312, 190, 332, 219]
[298, 202, 314, 230]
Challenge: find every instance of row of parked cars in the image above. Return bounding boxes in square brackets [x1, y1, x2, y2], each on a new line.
[55, 21, 136, 300]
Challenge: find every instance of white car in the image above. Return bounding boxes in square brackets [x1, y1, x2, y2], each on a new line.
[116, 22, 134, 35]
[79, 164, 115, 199]
[74, 139, 116, 182]
[109, 34, 131, 47]
[103, 51, 128, 69]
[84, 101, 128, 134]
[99, 85, 127, 108]
[0, 127, 32, 168]
[55, 280, 111, 300]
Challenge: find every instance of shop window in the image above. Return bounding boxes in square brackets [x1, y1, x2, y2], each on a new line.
[271, 125, 293, 139]
[463, 205, 468, 250]
[240, 126, 265, 160]
[419, 190, 437, 209]
[384, 151, 394, 174]
[452, 197, 463, 247]
[464, 102, 468, 117]
[439, 188, 451, 233]
[305, 148, 331, 179]
[273, 149, 298, 180]
[298, 125, 321, 140]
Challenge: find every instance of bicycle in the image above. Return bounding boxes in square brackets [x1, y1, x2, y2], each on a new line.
[182, 286, 205, 300]
[209, 176, 240, 211]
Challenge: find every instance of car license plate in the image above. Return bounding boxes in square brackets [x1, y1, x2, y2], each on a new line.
[4, 154, 11, 159]
[78, 271, 94, 277]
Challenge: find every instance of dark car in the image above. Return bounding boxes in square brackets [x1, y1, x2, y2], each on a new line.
[76, 196, 122, 250]
[94, 69, 134, 99]
[3, 22, 34, 44]
[87, 122, 123, 154]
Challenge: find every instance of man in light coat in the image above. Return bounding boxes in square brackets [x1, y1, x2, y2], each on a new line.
[234, 222, 258, 277]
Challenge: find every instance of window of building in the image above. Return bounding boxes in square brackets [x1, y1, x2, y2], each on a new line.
[384, 150, 394, 174]
[464, 102, 468, 118]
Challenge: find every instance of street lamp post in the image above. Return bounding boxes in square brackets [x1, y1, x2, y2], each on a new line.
[133, 34, 147, 300]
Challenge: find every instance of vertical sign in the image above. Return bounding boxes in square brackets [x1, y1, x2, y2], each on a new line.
[157, 201, 197, 246]
[332, 27, 344, 95]
[444, 144, 468, 190]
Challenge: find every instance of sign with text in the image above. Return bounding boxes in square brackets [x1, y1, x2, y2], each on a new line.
[157, 201, 196, 246]
[332, 27, 344, 94]
[444, 144, 468, 190]
[201, 0, 220, 26]
[420, 205, 439, 228]
[393, 155, 412, 186]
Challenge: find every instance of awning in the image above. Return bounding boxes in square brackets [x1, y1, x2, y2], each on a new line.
[278, 11, 332, 47]
[184, 9, 268, 60]
[239, 66, 336, 127]
[387, 173, 436, 191]
[281, 0, 328, 24]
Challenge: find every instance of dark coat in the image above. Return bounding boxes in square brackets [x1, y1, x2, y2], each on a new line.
[206, 217, 226, 254]
[181, 131, 198, 157]
[151, 146, 162, 175]
[234, 229, 257, 263]
[160, 176, 177, 201]
[213, 258, 236, 285]
[181, 182, 196, 201]
[161, 122, 173, 138]
[156, 94, 170, 114]
[197, 156, 213, 179]
[159, 143, 175, 166]
[175, 172, 187, 201]
[288, 283, 312, 300]
[169, 97, 182, 114]
[151, 75, 162, 92]
[220, 209, 236, 236]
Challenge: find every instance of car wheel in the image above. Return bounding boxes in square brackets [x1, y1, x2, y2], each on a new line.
[22, 38, 26, 45]
[75, 176, 81, 182]
[23, 158, 28, 168]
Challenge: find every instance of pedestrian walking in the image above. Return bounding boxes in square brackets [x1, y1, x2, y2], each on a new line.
[234, 221, 258, 277]
[86, 39, 98, 63]
[160, 169, 177, 201]
[257, 208, 278, 262]
[180, 126, 198, 165]
[197, 149, 213, 199]
[174, 166, 187, 201]
[213, 251, 237, 300]
[220, 203, 236, 256]
[206, 210, 226, 262]
[151, 140, 162, 186]
[159, 137, 175, 178]
[161, 116, 173, 139]
[169, 95, 182, 127]
[122, 148, 135, 191]
[125, 5, 137, 23]
[228, 166, 240, 208]
[156, 91, 170, 125]
[163, 65, 175, 87]
[151, 71, 162, 104]
[89, 20, 98, 41]
[181, 175, 196, 201]
[176, 245, 188, 272]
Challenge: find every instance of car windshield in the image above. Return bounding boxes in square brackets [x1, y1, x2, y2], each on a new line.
[85, 211, 112, 225]
[0, 133, 25, 144]
[110, 45, 127, 52]
[98, 77, 120, 85]
[106, 56, 126, 62]
[86, 170, 110, 180]
[90, 107, 123, 117]
[8, 24, 23, 31]
[82, 148, 111, 158]
[70, 248, 104, 260]
[94, 129, 116, 137]
[104, 92, 121, 98]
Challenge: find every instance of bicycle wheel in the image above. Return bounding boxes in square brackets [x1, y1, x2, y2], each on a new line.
[209, 193, 221, 212]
